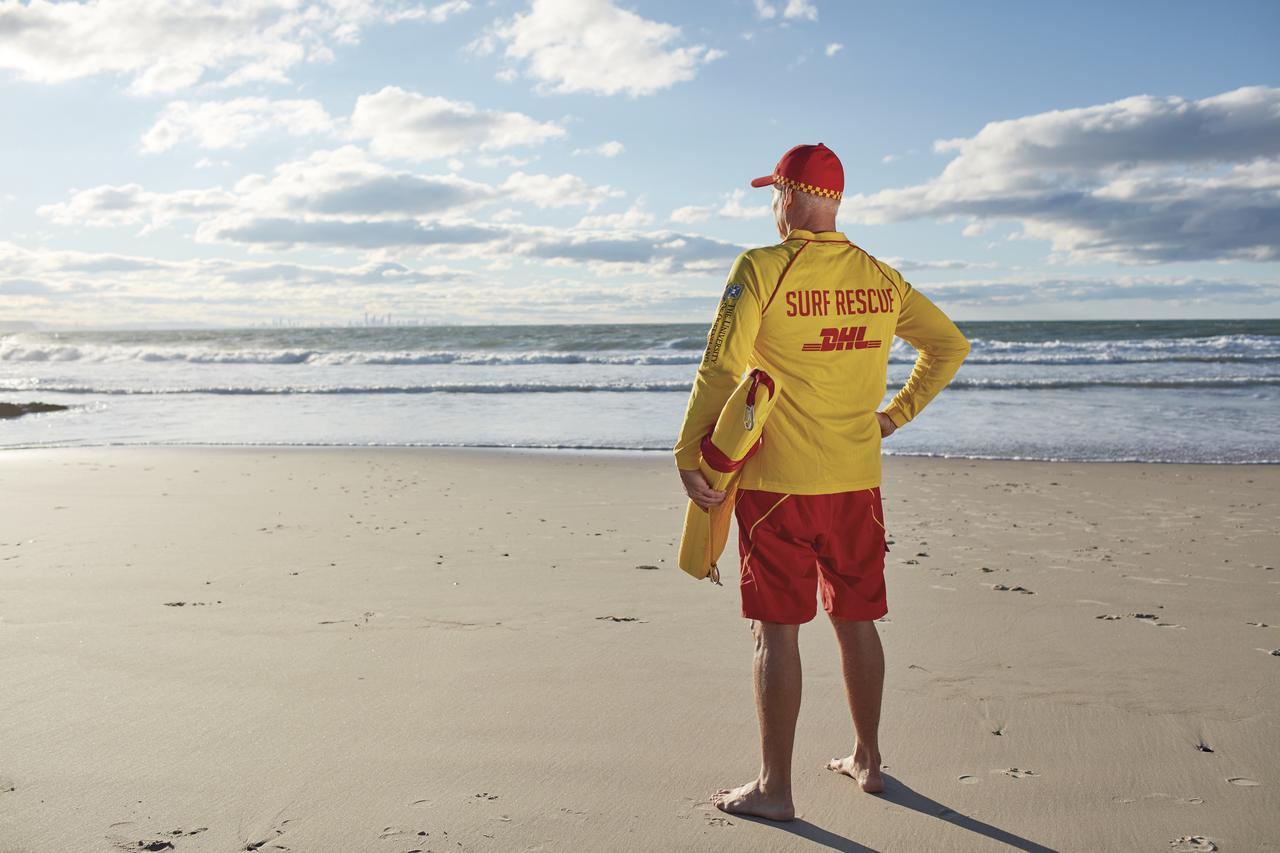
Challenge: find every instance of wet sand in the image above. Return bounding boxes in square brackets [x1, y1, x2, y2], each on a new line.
[0, 447, 1276, 852]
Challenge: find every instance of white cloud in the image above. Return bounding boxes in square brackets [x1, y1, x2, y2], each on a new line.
[392, 0, 472, 23]
[718, 189, 769, 220]
[844, 86, 1280, 263]
[490, 0, 724, 96]
[141, 98, 334, 153]
[37, 183, 235, 231]
[500, 172, 624, 209]
[755, 0, 818, 20]
[0, 241, 478, 327]
[825, 42, 843, 57]
[349, 86, 565, 160]
[0, 0, 437, 95]
[881, 257, 997, 272]
[474, 153, 539, 168]
[670, 204, 711, 224]
[39, 147, 500, 238]
[576, 200, 654, 230]
[670, 189, 770, 223]
[881, 153, 899, 164]
[40, 147, 631, 256]
[783, 0, 818, 21]
[917, 275, 1280, 307]
[573, 140, 625, 157]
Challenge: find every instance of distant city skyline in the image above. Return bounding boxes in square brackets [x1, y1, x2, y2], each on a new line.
[1, 0, 1278, 329]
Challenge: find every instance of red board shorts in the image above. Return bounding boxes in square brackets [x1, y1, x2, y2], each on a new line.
[734, 487, 889, 624]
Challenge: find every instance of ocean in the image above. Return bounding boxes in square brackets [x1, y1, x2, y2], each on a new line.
[2, 319, 1277, 463]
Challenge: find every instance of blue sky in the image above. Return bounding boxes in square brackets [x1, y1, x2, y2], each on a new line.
[1, 0, 1277, 328]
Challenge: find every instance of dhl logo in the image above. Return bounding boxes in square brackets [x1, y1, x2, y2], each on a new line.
[801, 326, 882, 352]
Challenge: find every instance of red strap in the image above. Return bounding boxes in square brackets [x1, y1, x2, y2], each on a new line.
[745, 368, 775, 407]
[701, 432, 763, 473]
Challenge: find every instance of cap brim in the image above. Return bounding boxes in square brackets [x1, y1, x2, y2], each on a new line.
[749, 175, 776, 188]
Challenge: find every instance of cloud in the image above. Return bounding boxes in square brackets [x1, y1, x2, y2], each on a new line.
[882, 257, 997, 272]
[39, 147, 499, 234]
[575, 200, 654, 230]
[671, 189, 770, 223]
[37, 183, 235, 231]
[500, 172, 623, 209]
[0, 0, 435, 95]
[516, 229, 743, 274]
[825, 42, 842, 57]
[843, 85, 1280, 263]
[573, 140, 625, 157]
[921, 275, 1280, 306]
[392, 0, 472, 23]
[489, 0, 724, 96]
[754, 0, 818, 20]
[0, 240, 478, 326]
[197, 216, 510, 251]
[39, 146, 628, 260]
[349, 85, 564, 160]
[141, 97, 334, 152]
[783, 0, 818, 21]
[232, 147, 497, 218]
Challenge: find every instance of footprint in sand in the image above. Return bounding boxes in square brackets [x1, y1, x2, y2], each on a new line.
[106, 825, 208, 852]
[1169, 836, 1217, 852]
[1226, 777, 1260, 786]
[995, 768, 1039, 780]
[240, 812, 292, 851]
[958, 775, 979, 784]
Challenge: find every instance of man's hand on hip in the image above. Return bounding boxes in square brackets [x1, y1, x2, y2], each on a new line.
[876, 411, 898, 438]
[680, 468, 726, 510]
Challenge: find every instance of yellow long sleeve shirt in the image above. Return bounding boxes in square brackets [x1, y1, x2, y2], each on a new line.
[673, 228, 971, 494]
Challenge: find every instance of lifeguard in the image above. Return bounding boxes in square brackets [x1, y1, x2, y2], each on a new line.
[674, 142, 971, 820]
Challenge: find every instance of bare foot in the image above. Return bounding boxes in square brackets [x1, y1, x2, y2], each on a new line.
[710, 779, 795, 821]
[827, 750, 884, 793]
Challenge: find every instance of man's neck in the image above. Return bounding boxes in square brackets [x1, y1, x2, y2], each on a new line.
[787, 218, 839, 234]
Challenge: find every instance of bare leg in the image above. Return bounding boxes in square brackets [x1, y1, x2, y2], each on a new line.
[825, 616, 885, 793]
[711, 620, 800, 821]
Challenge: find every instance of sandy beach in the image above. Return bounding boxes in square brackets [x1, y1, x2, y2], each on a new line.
[0, 447, 1276, 852]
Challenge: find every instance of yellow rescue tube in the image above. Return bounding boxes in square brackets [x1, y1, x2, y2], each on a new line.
[678, 369, 782, 582]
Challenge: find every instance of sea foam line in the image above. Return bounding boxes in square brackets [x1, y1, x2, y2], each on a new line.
[5, 376, 1279, 395]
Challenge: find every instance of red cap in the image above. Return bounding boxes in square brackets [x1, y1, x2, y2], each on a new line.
[750, 143, 844, 200]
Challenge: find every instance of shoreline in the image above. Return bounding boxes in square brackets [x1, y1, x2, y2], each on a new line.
[2, 440, 1277, 466]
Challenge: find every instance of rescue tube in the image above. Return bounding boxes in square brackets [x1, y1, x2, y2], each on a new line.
[678, 368, 782, 582]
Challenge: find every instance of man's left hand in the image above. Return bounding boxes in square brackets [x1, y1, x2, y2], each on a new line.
[876, 411, 897, 438]
[679, 468, 726, 510]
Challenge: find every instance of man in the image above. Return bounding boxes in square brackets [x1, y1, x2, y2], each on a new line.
[673, 143, 971, 821]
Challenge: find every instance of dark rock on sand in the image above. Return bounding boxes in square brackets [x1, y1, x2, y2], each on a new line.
[0, 402, 69, 420]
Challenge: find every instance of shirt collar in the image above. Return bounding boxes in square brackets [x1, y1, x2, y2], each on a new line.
[785, 228, 847, 242]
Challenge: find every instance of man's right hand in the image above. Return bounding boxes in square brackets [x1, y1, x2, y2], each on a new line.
[680, 468, 727, 511]
[875, 411, 898, 438]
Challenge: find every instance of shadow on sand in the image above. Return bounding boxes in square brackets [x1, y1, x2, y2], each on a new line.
[728, 773, 1057, 852]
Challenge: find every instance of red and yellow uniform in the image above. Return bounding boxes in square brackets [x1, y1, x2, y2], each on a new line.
[674, 228, 971, 494]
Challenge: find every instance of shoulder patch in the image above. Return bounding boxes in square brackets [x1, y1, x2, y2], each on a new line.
[723, 283, 743, 300]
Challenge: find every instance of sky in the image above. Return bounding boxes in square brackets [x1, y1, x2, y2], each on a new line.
[1, 0, 1278, 329]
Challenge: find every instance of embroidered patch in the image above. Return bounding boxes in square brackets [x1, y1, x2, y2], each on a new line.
[703, 294, 738, 366]
[723, 283, 743, 300]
